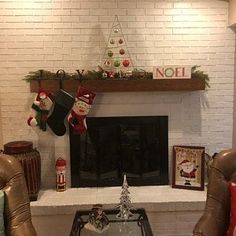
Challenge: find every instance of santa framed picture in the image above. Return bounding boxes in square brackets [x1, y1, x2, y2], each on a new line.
[172, 145, 205, 191]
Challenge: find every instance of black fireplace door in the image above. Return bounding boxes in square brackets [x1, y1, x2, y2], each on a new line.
[70, 116, 168, 187]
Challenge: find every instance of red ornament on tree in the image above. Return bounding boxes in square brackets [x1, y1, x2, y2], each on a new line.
[118, 38, 123, 44]
[122, 60, 130, 67]
[108, 71, 115, 78]
[119, 49, 125, 55]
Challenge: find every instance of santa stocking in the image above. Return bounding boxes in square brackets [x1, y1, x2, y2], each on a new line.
[27, 89, 53, 131]
[68, 86, 96, 135]
[47, 89, 75, 136]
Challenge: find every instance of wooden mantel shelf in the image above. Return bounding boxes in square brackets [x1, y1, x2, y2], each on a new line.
[29, 79, 205, 93]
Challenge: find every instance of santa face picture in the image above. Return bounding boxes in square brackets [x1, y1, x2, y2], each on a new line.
[172, 146, 205, 190]
[73, 99, 91, 116]
[179, 159, 198, 186]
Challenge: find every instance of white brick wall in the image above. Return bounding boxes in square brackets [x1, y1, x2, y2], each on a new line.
[0, 0, 234, 189]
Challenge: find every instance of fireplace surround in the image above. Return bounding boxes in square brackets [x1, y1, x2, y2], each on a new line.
[69, 116, 168, 187]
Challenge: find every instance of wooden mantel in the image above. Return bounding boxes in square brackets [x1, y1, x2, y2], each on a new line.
[29, 79, 205, 93]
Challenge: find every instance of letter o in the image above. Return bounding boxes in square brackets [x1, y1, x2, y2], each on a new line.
[164, 68, 174, 77]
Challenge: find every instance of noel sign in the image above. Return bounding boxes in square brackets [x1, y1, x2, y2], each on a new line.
[153, 66, 191, 79]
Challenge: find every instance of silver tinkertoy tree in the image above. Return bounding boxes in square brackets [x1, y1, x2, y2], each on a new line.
[116, 174, 135, 220]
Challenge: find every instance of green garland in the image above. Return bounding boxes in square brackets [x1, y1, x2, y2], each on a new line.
[191, 65, 210, 88]
[23, 65, 209, 87]
[24, 67, 152, 81]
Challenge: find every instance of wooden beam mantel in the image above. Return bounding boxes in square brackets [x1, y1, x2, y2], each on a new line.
[29, 79, 205, 93]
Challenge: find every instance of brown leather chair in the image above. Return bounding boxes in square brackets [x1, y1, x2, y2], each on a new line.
[193, 149, 236, 236]
[0, 153, 37, 236]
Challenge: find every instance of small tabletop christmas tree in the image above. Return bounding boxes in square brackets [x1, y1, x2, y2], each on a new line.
[116, 174, 135, 220]
[102, 15, 133, 79]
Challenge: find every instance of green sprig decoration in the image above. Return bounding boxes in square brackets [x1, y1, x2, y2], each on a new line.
[24, 66, 207, 83]
[191, 65, 210, 88]
[82, 66, 105, 80]
[23, 66, 152, 81]
[23, 67, 106, 81]
[24, 70, 79, 81]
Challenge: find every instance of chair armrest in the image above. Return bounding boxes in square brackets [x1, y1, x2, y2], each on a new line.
[0, 154, 37, 236]
[11, 220, 36, 236]
[193, 213, 221, 236]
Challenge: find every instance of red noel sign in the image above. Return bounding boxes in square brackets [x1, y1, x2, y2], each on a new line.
[153, 66, 191, 79]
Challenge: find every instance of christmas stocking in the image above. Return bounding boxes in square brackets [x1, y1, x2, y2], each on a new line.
[27, 89, 53, 131]
[68, 86, 96, 135]
[47, 89, 75, 136]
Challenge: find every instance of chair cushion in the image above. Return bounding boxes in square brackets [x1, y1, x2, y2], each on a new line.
[0, 190, 6, 236]
[227, 183, 236, 236]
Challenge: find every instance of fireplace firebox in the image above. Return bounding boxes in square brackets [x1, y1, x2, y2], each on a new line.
[70, 116, 168, 187]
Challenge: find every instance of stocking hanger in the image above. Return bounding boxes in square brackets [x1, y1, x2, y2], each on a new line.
[76, 69, 84, 83]
[38, 69, 43, 89]
[56, 69, 65, 90]
[76, 69, 84, 94]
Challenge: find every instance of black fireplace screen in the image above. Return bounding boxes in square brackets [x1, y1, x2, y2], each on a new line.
[70, 116, 168, 187]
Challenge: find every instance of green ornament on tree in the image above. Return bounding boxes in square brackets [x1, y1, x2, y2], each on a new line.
[107, 50, 113, 57]
[114, 60, 120, 67]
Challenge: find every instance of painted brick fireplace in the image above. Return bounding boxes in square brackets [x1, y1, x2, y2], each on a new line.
[0, 0, 234, 190]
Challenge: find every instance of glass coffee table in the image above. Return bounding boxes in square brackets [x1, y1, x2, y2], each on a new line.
[70, 208, 153, 236]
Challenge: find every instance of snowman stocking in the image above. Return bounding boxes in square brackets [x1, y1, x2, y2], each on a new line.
[27, 89, 53, 131]
[68, 86, 96, 135]
[47, 89, 75, 136]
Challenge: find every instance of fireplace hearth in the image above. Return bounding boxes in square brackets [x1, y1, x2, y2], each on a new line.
[70, 116, 168, 187]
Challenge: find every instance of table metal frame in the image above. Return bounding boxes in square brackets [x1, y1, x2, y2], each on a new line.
[70, 208, 153, 236]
